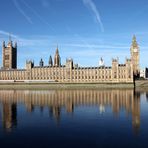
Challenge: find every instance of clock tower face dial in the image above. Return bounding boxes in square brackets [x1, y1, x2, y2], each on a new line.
[133, 48, 138, 52]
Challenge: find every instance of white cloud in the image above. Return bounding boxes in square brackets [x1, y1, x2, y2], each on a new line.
[82, 0, 104, 32]
[0, 30, 52, 47]
[61, 43, 129, 49]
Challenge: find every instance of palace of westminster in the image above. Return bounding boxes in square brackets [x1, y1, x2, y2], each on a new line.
[0, 35, 140, 83]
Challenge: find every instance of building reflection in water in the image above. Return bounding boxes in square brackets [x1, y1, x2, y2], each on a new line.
[2, 103, 17, 132]
[0, 89, 141, 133]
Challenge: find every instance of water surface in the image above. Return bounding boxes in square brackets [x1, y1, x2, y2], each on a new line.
[0, 89, 148, 148]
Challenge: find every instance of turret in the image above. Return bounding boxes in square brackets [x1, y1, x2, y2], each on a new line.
[26, 60, 34, 69]
[39, 58, 44, 67]
[99, 57, 105, 67]
[49, 55, 53, 67]
[66, 58, 73, 69]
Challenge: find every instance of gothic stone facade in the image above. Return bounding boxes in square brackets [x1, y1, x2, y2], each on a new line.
[0, 36, 140, 83]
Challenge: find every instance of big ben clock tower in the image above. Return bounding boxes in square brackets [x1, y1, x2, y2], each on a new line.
[130, 35, 140, 77]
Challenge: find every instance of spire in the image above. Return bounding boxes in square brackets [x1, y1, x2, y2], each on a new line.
[14, 42, 17, 48]
[101, 57, 103, 61]
[9, 33, 11, 42]
[133, 34, 136, 41]
[99, 57, 105, 67]
[54, 45, 61, 67]
[49, 55, 53, 67]
[132, 35, 138, 48]
[2, 41, 5, 48]
[8, 33, 12, 46]
[56, 45, 59, 55]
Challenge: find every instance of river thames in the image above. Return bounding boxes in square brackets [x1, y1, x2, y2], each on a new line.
[0, 89, 148, 148]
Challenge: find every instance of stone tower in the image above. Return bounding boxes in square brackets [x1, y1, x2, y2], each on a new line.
[54, 46, 61, 67]
[2, 39, 17, 69]
[66, 58, 73, 69]
[112, 58, 119, 81]
[130, 35, 140, 77]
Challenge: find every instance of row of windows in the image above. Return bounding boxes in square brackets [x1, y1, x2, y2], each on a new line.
[0, 77, 26, 80]
[1, 69, 130, 76]
[0, 72, 26, 76]
[114, 75, 131, 79]
[0, 76, 112, 80]
[0, 75, 132, 80]
[72, 71, 111, 74]
[30, 76, 112, 80]
[32, 70, 112, 75]
[0, 74, 132, 79]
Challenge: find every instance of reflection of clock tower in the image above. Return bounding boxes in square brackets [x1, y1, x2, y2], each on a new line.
[130, 35, 140, 77]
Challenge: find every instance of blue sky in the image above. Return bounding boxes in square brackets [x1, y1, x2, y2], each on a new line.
[0, 0, 148, 68]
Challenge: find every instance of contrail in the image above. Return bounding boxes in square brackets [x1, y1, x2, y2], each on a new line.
[82, 0, 104, 32]
[12, 0, 33, 24]
[21, 0, 56, 33]
[0, 30, 18, 39]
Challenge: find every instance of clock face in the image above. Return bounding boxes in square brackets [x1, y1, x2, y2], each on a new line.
[133, 48, 138, 52]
